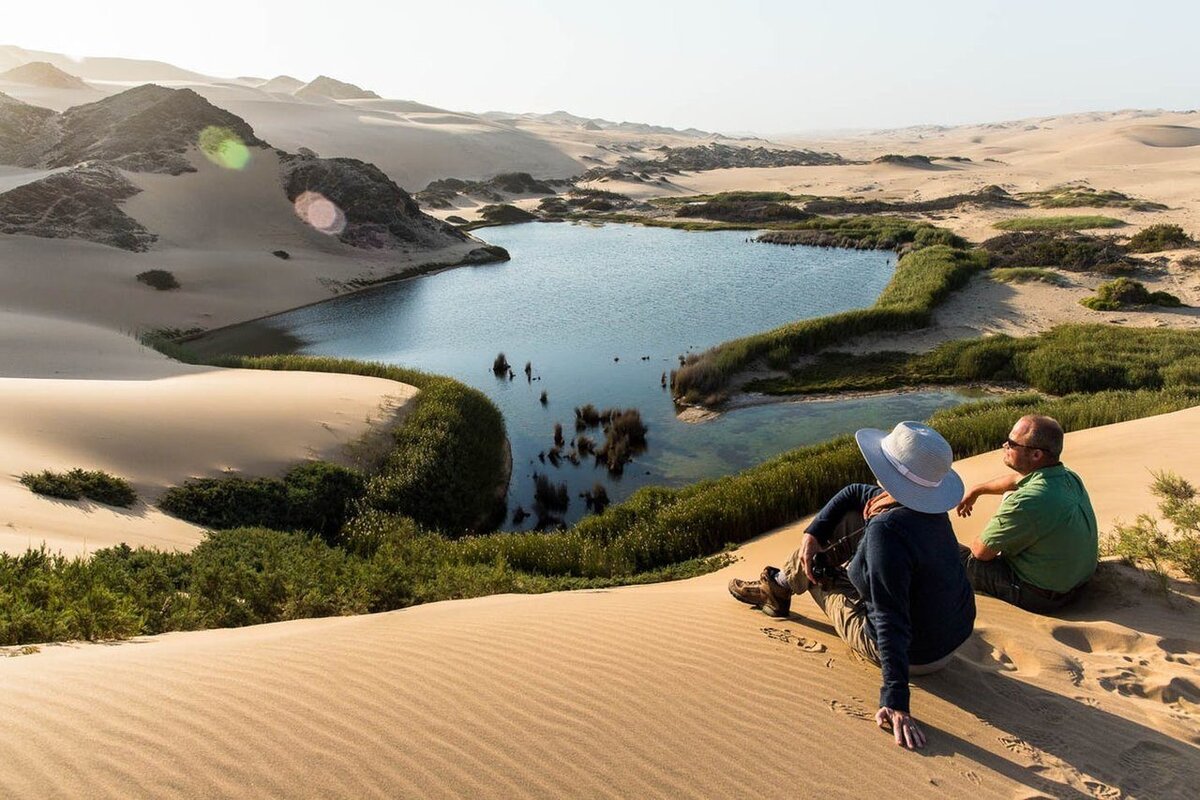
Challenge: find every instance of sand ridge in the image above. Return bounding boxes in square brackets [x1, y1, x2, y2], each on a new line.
[1, 413, 1197, 798]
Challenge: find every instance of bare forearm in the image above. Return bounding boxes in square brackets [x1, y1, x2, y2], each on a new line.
[967, 473, 1020, 498]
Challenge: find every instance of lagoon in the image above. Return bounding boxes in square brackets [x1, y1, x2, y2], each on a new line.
[216, 222, 971, 527]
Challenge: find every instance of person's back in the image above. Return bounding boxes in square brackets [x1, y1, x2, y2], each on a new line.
[852, 506, 975, 670]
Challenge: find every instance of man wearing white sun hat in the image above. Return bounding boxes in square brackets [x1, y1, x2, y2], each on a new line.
[729, 421, 976, 750]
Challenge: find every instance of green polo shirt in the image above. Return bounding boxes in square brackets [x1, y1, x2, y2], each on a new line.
[980, 463, 1098, 592]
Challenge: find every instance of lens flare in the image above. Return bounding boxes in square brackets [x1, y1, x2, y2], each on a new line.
[198, 125, 251, 170]
[294, 191, 346, 235]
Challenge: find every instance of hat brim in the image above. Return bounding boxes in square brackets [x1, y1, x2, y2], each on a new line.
[855, 428, 964, 514]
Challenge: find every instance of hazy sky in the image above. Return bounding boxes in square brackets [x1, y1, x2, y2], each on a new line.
[7, 0, 1199, 134]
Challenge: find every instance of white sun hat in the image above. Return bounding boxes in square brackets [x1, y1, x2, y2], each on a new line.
[854, 421, 964, 514]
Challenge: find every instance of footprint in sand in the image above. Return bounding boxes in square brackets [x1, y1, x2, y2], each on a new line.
[961, 770, 982, 786]
[1114, 740, 1200, 796]
[760, 627, 826, 653]
[1082, 780, 1121, 799]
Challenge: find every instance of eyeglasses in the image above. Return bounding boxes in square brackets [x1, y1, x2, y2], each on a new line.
[1003, 437, 1042, 452]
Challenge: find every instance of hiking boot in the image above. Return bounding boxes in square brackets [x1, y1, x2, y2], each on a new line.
[761, 566, 792, 618]
[728, 576, 767, 606]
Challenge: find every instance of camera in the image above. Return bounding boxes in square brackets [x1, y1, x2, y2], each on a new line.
[810, 551, 840, 589]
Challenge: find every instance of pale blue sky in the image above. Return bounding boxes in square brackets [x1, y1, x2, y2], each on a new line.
[7, 0, 1198, 133]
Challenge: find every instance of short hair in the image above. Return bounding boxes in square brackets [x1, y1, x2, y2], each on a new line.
[1021, 414, 1063, 459]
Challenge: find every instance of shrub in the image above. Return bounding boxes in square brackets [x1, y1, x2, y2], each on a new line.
[993, 216, 1124, 232]
[1104, 471, 1200, 593]
[1080, 277, 1183, 310]
[1127, 224, 1193, 253]
[492, 352, 510, 375]
[533, 474, 569, 513]
[989, 267, 1068, 285]
[159, 475, 290, 530]
[982, 231, 1140, 273]
[20, 468, 137, 507]
[136, 269, 180, 290]
[478, 204, 536, 225]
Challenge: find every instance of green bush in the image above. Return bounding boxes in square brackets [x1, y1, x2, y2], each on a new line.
[159, 462, 364, 543]
[989, 267, 1067, 285]
[750, 325, 1200, 396]
[993, 216, 1124, 232]
[1104, 471, 1200, 593]
[982, 231, 1139, 273]
[20, 469, 137, 507]
[1019, 186, 1167, 212]
[476, 204, 536, 225]
[1127, 223, 1193, 253]
[1080, 277, 1183, 310]
[671, 243, 986, 401]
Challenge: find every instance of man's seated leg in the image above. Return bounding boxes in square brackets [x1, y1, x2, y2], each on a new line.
[958, 545, 1083, 613]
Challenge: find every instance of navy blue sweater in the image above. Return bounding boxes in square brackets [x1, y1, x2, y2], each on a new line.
[805, 484, 976, 712]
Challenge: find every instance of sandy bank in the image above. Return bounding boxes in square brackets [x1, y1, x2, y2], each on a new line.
[0, 408, 1196, 798]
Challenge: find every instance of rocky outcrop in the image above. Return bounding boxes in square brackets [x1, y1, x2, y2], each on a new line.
[41, 85, 268, 174]
[416, 172, 560, 208]
[0, 61, 90, 90]
[294, 76, 380, 101]
[0, 162, 155, 251]
[281, 154, 469, 249]
[0, 92, 56, 164]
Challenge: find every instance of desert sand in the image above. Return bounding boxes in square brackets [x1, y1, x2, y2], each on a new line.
[2, 46, 1199, 797]
[0, 412, 1196, 799]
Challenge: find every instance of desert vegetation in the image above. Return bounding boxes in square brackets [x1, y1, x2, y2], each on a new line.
[672, 240, 985, 403]
[993, 216, 1124, 232]
[1079, 277, 1183, 311]
[988, 267, 1068, 285]
[1104, 471, 1200, 594]
[747, 325, 1200, 396]
[1019, 185, 1167, 212]
[20, 469, 137, 508]
[981, 231, 1141, 274]
[2, 387, 1194, 645]
[1126, 223, 1194, 253]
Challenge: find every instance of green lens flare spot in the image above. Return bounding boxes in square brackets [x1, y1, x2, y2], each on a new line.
[198, 125, 251, 170]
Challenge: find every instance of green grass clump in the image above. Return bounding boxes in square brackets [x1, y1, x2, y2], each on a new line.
[982, 231, 1139, 274]
[749, 325, 1200, 396]
[674, 198, 810, 223]
[20, 469, 137, 507]
[2, 386, 1196, 646]
[989, 267, 1068, 285]
[159, 462, 364, 545]
[993, 216, 1124, 232]
[1105, 471, 1200, 594]
[1019, 186, 1167, 212]
[671, 241, 985, 402]
[1126, 223, 1194, 253]
[1080, 277, 1183, 311]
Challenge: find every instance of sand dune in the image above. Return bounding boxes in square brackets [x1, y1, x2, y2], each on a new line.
[0, 365, 416, 557]
[0, 411, 1196, 798]
[1121, 124, 1200, 148]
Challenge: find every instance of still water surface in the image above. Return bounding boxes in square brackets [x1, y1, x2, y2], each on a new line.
[247, 223, 970, 527]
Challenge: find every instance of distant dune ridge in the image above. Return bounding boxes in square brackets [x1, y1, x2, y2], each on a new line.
[0, 60, 89, 90]
[0, 42, 1200, 800]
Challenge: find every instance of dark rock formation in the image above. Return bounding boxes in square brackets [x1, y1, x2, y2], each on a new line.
[41, 85, 268, 174]
[281, 153, 469, 249]
[0, 61, 90, 90]
[294, 75, 380, 101]
[416, 172, 559, 209]
[0, 92, 56, 164]
[0, 163, 156, 250]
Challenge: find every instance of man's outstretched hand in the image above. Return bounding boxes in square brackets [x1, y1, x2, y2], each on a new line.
[955, 490, 980, 518]
[875, 707, 926, 750]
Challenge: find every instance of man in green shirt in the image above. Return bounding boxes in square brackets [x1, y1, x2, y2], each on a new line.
[956, 414, 1098, 612]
